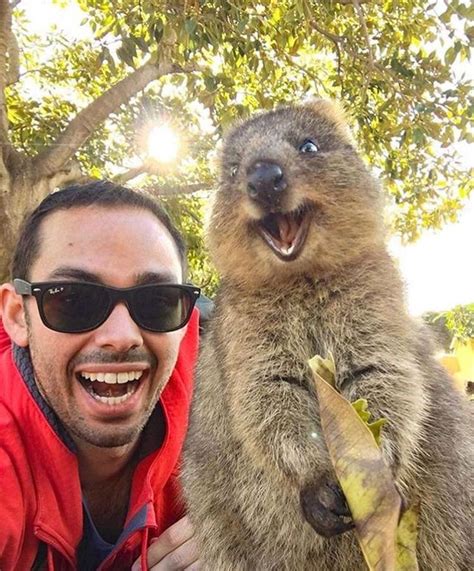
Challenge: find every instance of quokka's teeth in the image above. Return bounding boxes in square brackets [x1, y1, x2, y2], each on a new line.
[80, 371, 142, 384]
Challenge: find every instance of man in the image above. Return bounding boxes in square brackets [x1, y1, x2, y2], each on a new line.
[0, 181, 201, 570]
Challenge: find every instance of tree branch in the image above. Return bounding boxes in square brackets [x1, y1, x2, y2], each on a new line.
[353, 0, 374, 103]
[308, 1, 377, 102]
[306, 16, 345, 90]
[6, 23, 19, 85]
[112, 158, 213, 190]
[308, 18, 343, 45]
[336, 0, 370, 4]
[0, 0, 12, 149]
[278, 48, 324, 92]
[32, 59, 197, 179]
[147, 182, 211, 197]
[47, 159, 89, 190]
[113, 164, 147, 185]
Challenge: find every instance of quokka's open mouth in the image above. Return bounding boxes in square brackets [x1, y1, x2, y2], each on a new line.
[255, 204, 311, 261]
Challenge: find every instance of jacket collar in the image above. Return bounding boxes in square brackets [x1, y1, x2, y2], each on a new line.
[1, 309, 199, 563]
[13, 343, 77, 451]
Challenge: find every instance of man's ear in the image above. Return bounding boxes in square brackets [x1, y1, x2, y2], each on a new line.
[0, 283, 29, 347]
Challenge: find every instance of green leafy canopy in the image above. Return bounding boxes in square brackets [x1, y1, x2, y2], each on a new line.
[7, 0, 473, 293]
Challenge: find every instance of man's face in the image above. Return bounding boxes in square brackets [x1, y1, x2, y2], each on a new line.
[22, 205, 186, 449]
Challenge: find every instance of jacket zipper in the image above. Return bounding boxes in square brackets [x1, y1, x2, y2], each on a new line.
[98, 526, 152, 571]
[34, 528, 75, 570]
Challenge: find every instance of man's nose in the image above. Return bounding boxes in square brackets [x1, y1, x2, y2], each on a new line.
[93, 302, 144, 352]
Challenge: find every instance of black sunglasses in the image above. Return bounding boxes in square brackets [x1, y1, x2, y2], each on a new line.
[14, 279, 201, 334]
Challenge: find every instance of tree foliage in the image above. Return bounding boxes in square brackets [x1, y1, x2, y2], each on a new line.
[426, 303, 474, 344]
[0, 0, 472, 291]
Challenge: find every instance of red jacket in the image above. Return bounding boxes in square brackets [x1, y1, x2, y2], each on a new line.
[0, 311, 199, 571]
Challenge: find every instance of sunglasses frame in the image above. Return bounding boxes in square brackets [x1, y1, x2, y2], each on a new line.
[13, 278, 201, 334]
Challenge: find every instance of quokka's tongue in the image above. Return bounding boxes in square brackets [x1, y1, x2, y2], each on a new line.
[276, 213, 299, 247]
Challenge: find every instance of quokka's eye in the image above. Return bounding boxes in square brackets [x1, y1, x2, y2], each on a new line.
[299, 139, 319, 154]
[230, 165, 238, 177]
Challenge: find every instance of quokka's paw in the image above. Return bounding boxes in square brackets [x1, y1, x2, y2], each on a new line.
[300, 475, 354, 538]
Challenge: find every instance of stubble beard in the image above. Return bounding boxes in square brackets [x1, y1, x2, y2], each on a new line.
[26, 330, 163, 449]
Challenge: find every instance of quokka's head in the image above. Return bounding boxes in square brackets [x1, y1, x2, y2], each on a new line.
[208, 100, 385, 288]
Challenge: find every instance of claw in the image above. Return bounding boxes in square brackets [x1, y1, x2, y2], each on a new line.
[300, 477, 354, 538]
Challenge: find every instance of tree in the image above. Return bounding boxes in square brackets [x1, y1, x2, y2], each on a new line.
[0, 0, 471, 288]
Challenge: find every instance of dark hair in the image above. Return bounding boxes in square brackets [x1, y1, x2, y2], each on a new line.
[11, 180, 187, 280]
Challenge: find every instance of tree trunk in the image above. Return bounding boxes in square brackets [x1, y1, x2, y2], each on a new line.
[0, 153, 77, 282]
[0, 7, 193, 284]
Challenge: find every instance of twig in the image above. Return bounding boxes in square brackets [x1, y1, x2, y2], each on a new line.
[113, 164, 147, 185]
[353, 0, 374, 104]
[149, 181, 210, 197]
[309, 18, 344, 45]
[310, 18, 345, 90]
[336, 0, 370, 4]
[32, 58, 199, 179]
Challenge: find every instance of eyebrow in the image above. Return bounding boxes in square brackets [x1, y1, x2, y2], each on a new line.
[135, 271, 181, 285]
[47, 267, 181, 285]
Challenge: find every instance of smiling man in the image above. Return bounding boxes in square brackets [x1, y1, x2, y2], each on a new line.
[0, 181, 201, 570]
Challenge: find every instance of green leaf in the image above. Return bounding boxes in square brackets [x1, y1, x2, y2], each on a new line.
[309, 358, 404, 571]
[396, 505, 420, 571]
[185, 18, 198, 37]
[351, 399, 387, 446]
[309, 355, 420, 570]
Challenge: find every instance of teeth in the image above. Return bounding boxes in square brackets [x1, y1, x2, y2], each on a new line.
[118, 372, 129, 384]
[80, 370, 142, 384]
[87, 382, 138, 405]
[281, 243, 295, 256]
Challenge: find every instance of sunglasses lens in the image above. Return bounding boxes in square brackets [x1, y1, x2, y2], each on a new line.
[41, 283, 109, 332]
[132, 285, 194, 332]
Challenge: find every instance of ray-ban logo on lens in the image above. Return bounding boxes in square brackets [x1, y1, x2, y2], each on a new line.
[48, 287, 64, 295]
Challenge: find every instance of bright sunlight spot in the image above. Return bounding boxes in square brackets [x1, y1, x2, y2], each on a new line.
[147, 125, 180, 163]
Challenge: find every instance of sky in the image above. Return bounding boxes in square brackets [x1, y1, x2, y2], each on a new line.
[388, 196, 474, 314]
[17, 0, 474, 316]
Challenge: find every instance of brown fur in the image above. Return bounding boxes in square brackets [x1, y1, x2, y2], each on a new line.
[183, 101, 473, 570]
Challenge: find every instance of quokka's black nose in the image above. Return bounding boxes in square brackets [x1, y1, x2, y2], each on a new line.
[247, 161, 287, 207]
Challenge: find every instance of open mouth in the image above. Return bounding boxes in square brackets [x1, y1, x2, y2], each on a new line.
[255, 204, 311, 261]
[77, 370, 145, 406]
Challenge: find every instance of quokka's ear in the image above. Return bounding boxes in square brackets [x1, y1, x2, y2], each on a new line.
[303, 99, 355, 146]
